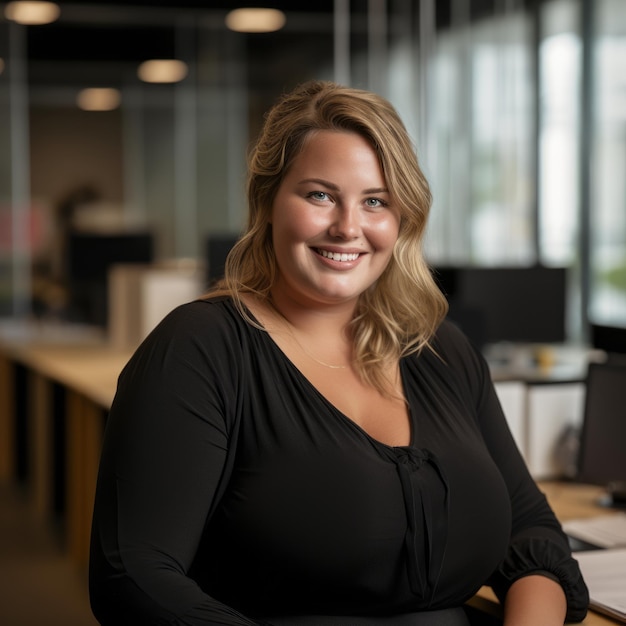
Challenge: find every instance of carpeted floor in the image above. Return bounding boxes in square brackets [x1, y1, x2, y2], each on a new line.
[0, 482, 98, 626]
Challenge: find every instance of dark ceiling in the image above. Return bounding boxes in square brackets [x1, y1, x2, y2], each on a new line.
[22, 1, 335, 59]
[10, 1, 339, 89]
[6, 0, 527, 91]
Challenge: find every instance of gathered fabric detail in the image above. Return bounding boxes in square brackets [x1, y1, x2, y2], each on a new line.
[490, 535, 589, 623]
[389, 447, 450, 606]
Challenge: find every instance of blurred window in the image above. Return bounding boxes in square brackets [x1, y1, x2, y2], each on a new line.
[423, 9, 535, 266]
[538, 0, 581, 266]
[589, 0, 626, 327]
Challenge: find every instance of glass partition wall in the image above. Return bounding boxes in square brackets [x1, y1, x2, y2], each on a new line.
[1, 20, 32, 317]
[422, 5, 535, 266]
[0, 21, 12, 316]
[588, 0, 626, 330]
[1, 0, 623, 346]
[538, 0, 582, 339]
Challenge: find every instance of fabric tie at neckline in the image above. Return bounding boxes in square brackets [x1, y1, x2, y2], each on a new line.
[391, 447, 450, 605]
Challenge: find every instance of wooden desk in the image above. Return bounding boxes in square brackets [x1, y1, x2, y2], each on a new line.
[1, 321, 103, 485]
[0, 321, 132, 566]
[469, 482, 622, 624]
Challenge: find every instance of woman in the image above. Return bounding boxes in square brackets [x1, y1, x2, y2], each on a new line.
[89, 80, 588, 625]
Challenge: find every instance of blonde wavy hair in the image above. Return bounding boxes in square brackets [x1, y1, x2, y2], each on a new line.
[210, 80, 448, 394]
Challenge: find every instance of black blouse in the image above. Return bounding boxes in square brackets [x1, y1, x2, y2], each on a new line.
[89, 298, 588, 625]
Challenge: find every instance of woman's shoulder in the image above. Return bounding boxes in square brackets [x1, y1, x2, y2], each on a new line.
[425, 318, 491, 386]
[431, 317, 480, 360]
[138, 296, 252, 355]
[157, 295, 240, 328]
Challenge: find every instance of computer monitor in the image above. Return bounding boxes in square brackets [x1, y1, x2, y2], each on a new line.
[65, 230, 154, 326]
[432, 265, 567, 347]
[576, 361, 626, 486]
[205, 233, 240, 285]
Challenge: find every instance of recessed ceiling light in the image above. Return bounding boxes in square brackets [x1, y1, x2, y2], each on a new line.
[4, 1, 60, 26]
[137, 59, 188, 84]
[77, 88, 121, 111]
[225, 8, 286, 33]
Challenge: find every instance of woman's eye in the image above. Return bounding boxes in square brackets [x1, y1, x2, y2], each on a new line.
[365, 197, 388, 208]
[307, 191, 329, 201]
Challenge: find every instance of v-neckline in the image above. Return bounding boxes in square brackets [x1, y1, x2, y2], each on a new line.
[256, 319, 416, 450]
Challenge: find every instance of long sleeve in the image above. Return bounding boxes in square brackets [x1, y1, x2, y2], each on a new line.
[433, 322, 589, 623]
[89, 301, 267, 625]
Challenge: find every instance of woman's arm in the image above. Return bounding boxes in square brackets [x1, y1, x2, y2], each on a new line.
[89, 302, 263, 626]
[434, 321, 589, 622]
[503, 574, 567, 626]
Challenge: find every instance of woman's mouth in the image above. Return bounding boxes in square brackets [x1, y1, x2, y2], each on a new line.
[316, 249, 361, 262]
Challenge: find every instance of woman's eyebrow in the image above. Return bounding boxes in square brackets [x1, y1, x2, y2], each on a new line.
[363, 187, 389, 195]
[298, 178, 339, 190]
[298, 179, 389, 195]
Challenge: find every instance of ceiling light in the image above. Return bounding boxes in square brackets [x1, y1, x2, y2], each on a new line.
[77, 88, 121, 111]
[137, 59, 188, 84]
[225, 8, 286, 33]
[4, 1, 60, 25]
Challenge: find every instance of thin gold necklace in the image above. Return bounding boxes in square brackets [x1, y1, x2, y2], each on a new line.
[288, 329, 350, 369]
[267, 298, 351, 370]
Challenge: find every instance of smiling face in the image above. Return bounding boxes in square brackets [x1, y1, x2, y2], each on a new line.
[269, 130, 401, 311]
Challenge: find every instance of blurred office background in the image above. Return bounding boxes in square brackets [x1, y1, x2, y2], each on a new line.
[1, 2, 625, 624]
[0, 0, 624, 347]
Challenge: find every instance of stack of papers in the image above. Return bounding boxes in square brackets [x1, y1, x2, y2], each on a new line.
[574, 548, 626, 623]
[563, 513, 626, 548]
[566, 514, 626, 622]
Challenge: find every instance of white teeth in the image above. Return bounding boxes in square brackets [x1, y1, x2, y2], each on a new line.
[318, 249, 360, 262]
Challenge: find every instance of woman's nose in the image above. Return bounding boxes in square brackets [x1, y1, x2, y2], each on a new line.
[328, 205, 360, 239]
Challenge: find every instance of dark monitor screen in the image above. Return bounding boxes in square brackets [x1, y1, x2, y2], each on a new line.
[577, 361, 626, 486]
[65, 230, 154, 325]
[66, 231, 154, 281]
[206, 234, 240, 284]
[433, 266, 567, 346]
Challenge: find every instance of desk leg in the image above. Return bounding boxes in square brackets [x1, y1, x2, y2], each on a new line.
[0, 354, 15, 482]
[66, 390, 105, 568]
[29, 371, 53, 518]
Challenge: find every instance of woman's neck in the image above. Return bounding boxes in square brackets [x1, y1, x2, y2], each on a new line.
[266, 287, 356, 337]
[241, 291, 356, 370]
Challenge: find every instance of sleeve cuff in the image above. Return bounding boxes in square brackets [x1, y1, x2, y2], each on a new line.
[489, 537, 589, 623]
